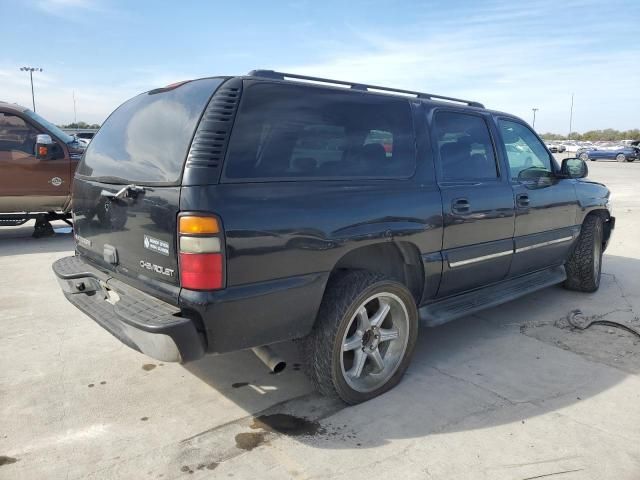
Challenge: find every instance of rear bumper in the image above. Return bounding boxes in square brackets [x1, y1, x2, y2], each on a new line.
[52, 256, 205, 363]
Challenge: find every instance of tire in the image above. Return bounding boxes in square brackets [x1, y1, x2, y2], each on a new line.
[579, 152, 589, 161]
[564, 215, 604, 292]
[616, 153, 627, 163]
[305, 270, 418, 404]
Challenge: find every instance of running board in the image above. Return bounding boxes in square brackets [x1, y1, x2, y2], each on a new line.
[419, 266, 566, 327]
[0, 217, 29, 226]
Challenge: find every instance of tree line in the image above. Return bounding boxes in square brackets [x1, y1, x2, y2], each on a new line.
[541, 129, 640, 141]
[58, 121, 101, 129]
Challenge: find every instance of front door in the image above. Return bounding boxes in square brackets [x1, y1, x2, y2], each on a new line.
[0, 111, 70, 210]
[431, 110, 515, 297]
[496, 118, 580, 277]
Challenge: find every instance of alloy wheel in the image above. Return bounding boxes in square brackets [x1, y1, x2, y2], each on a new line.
[340, 292, 410, 393]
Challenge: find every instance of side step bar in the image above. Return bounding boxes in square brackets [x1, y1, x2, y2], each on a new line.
[419, 266, 566, 327]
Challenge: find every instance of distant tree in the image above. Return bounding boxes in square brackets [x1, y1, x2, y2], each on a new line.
[58, 121, 100, 129]
[541, 132, 564, 140]
[540, 129, 639, 142]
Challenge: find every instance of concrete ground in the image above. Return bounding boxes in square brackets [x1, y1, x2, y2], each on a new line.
[1, 160, 639, 480]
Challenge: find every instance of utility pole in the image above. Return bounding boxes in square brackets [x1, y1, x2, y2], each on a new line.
[532, 108, 539, 129]
[19, 66, 43, 112]
[568, 93, 574, 139]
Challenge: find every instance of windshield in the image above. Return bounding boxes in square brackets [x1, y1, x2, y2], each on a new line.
[23, 109, 75, 144]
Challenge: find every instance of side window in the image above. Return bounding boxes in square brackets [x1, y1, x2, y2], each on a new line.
[498, 119, 552, 180]
[224, 83, 416, 180]
[0, 113, 39, 154]
[433, 111, 498, 181]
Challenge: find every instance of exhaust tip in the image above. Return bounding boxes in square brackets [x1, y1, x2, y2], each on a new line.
[272, 361, 286, 375]
[252, 346, 287, 374]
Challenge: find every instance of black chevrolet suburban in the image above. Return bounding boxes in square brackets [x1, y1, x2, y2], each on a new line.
[53, 70, 614, 404]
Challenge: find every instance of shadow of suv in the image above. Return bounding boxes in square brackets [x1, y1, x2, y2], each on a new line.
[52, 70, 614, 404]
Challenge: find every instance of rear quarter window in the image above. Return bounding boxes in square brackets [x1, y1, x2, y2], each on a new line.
[223, 82, 416, 181]
[77, 78, 223, 184]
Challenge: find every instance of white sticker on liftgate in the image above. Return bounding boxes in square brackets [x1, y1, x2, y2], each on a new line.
[143, 234, 170, 256]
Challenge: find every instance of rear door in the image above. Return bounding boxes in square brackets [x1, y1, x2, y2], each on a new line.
[72, 78, 224, 302]
[496, 118, 579, 277]
[430, 109, 515, 297]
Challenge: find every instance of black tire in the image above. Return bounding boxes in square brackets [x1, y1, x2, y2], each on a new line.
[304, 270, 418, 404]
[616, 153, 627, 163]
[564, 215, 604, 292]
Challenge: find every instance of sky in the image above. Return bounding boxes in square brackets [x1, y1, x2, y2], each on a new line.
[1, 0, 638, 134]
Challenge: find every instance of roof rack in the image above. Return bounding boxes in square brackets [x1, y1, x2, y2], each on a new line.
[248, 70, 484, 109]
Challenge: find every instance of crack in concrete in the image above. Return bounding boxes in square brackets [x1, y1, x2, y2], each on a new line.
[431, 366, 527, 407]
[605, 272, 639, 319]
[521, 468, 584, 480]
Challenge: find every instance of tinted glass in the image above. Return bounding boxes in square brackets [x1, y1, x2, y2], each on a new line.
[224, 82, 415, 180]
[0, 113, 39, 154]
[24, 110, 74, 143]
[78, 78, 223, 183]
[499, 119, 552, 179]
[433, 112, 498, 181]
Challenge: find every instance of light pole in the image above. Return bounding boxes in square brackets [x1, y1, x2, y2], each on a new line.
[20, 66, 43, 112]
[568, 93, 574, 139]
[532, 108, 539, 129]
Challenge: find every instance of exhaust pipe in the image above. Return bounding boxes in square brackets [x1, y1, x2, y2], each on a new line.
[252, 346, 286, 374]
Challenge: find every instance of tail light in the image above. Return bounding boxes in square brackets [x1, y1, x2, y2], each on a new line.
[178, 215, 224, 290]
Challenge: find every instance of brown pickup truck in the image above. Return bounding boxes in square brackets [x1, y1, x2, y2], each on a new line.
[0, 102, 86, 236]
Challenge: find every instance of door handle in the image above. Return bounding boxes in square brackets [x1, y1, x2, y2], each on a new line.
[452, 198, 470, 214]
[516, 193, 530, 207]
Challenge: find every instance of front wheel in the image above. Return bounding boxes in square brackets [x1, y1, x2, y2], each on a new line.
[305, 271, 418, 404]
[616, 153, 627, 163]
[579, 152, 589, 161]
[564, 215, 604, 292]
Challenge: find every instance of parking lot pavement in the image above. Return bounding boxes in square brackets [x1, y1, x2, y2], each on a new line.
[1, 161, 640, 480]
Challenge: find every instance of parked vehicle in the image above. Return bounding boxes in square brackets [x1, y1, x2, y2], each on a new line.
[545, 142, 566, 154]
[577, 145, 638, 162]
[0, 102, 86, 236]
[52, 70, 614, 404]
[75, 131, 96, 141]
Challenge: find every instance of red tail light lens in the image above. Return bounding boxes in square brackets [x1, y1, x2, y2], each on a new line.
[178, 214, 224, 291]
[179, 252, 223, 290]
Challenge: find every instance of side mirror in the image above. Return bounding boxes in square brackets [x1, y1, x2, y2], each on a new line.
[561, 158, 588, 179]
[35, 134, 53, 160]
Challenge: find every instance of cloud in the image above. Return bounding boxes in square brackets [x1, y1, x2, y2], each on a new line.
[35, 0, 102, 13]
[5, 0, 638, 133]
[0, 62, 201, 125]
[279, 0, 640, 133]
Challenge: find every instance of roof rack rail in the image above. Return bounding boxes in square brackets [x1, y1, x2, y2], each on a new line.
[247, 70, 484, 109]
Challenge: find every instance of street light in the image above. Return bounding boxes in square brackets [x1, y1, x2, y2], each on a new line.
[19, 66, 43, 112]
[531, 108, 539, 129]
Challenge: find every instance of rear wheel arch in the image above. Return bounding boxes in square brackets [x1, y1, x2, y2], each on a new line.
[327, 242, 424, 304]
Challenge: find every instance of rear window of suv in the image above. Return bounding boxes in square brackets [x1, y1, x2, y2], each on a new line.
[223, 82, 416, 180]
[77, 78, 223, 184]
